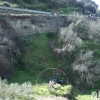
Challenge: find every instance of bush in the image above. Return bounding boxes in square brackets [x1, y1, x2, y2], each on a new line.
[0, 55, 12, 79]
[0, 36, 20, 79]
[76, 0, 84, 8]
[84, 10, 92, 15]
[84, 3, 97, 13]
[47, 32, 56, 39]
[2, 2, 10, 7]
[55, 24, 82, 53]
[23, 0, 33, 4]
[96, 10, 100, 17]
[0, 77, 33, 100]
[54, 17, 100, 88]
[73, 19, 89, 39]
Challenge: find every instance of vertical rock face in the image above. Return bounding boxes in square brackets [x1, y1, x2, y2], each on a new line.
[0, 14, 78, 36]
[8, 14, 73, 35]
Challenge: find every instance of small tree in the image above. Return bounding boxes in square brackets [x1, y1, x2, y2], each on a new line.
[76, 0, 84, 8]
[84, 3, 97, 13]
[72, 50, 94, 87]
[0, 36, 20, 79]
[56, 24, 82, 53]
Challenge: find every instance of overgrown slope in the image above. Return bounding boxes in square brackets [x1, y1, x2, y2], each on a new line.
[9, 32, 92, 100]
[10, 33, 66, 84]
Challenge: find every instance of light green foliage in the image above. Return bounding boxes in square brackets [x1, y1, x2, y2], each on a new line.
[0, 1, 18, 7]
[32, 84, 72, 96]
[58, 7, 82, 14]
[0, 76, 91, 100]
[76, 95, 91, 100]
[74, 89, 91, 100]
[0, 78, 33, 100]
[82, 40, 100, 61]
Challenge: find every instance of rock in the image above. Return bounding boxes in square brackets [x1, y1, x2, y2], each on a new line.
[52, 83, 61, 90]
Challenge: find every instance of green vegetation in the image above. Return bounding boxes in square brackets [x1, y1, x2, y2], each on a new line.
[10, 33, 62, 84]
[32, 84, 72, 96]
[0, 0, 73, 11]
[0, 0, 99, 98]
[58, 7, 83, 14]
[82, 40, 100, 61]
[76, 0, 98, 14]
[0, 77, 33, 100]
[75, 94, 91, 100]
[0, 33, 70, 99]
[0, 0, 99, 14]
[0, 1, 18, 7]
[7, 32, 92, 100]
[0, 0, 81, 14]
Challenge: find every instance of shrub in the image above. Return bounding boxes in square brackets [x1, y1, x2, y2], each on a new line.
[54, 17, 100, 88]
[0, 77, 33, 100]
[88, 20, 100, 40]
[73, 18, 100, 40]
[83, 10, 92, 15]
[23, 0, 33, 4]
[84, 3, 97, 13]
[70, 18, 100, 88]
[96, 10, 100, 17]
[73, 19, 89, 39]
[47, 32, 56, 39]
[0, 36, 20, 79]
[55, 24, 82, 53]
[2, 2, 10, 7]
[0, 55, 12, 79]
[76, 0, 84, 8]
[71, 50, 99, 88]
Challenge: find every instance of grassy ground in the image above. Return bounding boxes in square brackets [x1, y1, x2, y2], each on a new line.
[9, 33, 62, 84]
[75, 94, 91, 100]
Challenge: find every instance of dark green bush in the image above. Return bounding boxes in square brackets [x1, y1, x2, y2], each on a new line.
[23, 0, 33, 4]
[47, 32, 56, 39]
[84, 3, 97, 13]
[0, 55, 12, 79]
[76, 0, 84, 8]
